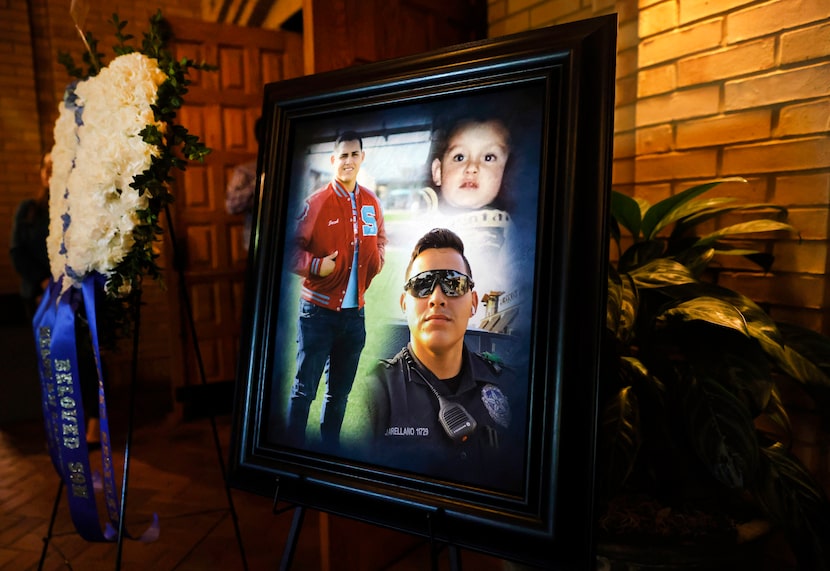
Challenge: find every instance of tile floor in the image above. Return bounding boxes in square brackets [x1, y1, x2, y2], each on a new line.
[0, 411, 514, 571]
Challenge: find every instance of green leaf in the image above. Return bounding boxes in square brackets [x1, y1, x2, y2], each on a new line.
[777, 322, 830, 375]
[609, 216, 621, 251]
[758, 385, 792, 445]
[763, 341, 830, 395]
[610, 191, 645, 240]
[597, 381, 642, 497]
[673, 202, 789, 238]
[617, 239, 666, 272]
[694, 220, 797, 247]
[753, 445, 830, 570]
[660, 282, 783, 345]
[663, 197, 739, 235]
[708, 247, 764, 256]
[627, 258, 697, 289]
[678, 283, 788, 354]
[671, 246, 715, 278]
[607, 268, 638, 344]
[657, 296, 751, 336]
[641, 178, 747, 240]
[680, 371, 759, 489]
[618, 277, 638, 344]
[607, 269, 622, 330]
[57, 52, 85, 78]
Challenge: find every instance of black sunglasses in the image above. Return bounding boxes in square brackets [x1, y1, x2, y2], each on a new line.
[404, 269, 474, 298]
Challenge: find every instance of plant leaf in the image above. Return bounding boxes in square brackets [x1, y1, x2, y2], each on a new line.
[777, 322, 830, 380]
[606, 268, 622, 333]
[659, 282, 785, 348]
[609, 215, 621, 251]
[762, 341, 830, 400]
[680, 371, 759, 489]
[617, 240, 666, 272]
[628, 258, 697, 289]
[757, 385, 792, 445]
[753, 445, 830, 570]
[709, 247, 763, 256]
[610, 190, 644, 240]
[642, 178, 746, 240]
[694, 220, 797, 247]
[657, 296, 751, 337]
[673, 202, 789, 238]
[607, 268, 639, 345]
[664, 197, 739, 235]
[672, 246, 715, 279]
[617, 274, 638, 344]
[597, 383, 642, 499]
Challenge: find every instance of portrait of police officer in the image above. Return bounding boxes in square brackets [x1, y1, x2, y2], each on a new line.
[369, 228, 523, 492]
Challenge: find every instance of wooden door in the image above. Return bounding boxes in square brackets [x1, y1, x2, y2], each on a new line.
[164, 17, 303, 410]
[307, 0, 487, 73]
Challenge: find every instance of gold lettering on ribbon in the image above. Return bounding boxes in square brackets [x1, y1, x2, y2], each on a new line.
[67, 461, 89, 499]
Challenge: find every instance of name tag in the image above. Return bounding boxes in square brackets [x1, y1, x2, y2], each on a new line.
[384, 426, 429, 437]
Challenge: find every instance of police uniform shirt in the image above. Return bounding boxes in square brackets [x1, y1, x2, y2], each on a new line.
[370, 344, 523, 493]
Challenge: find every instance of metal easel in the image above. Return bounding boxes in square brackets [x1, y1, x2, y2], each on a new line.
[270, 479, 461, 571]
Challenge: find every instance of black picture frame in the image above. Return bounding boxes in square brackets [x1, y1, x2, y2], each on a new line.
[229, 14, 616, 568]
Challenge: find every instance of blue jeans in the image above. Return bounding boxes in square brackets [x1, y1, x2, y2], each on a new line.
[286, 300, 366, 447]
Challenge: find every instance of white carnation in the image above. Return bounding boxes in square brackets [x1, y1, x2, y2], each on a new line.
[47, 53, 167, 294]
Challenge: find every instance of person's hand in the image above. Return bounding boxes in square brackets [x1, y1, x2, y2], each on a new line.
[319, 250, 338, 277]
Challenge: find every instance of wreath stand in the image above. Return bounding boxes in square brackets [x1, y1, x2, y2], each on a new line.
[38, 204, 249, 571]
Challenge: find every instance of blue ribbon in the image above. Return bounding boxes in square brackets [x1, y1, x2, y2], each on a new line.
[33, 280, 63, 476]
[32, 275, 159, 542]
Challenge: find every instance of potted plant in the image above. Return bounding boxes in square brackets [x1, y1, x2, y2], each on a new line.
[596, 178, 830, 570]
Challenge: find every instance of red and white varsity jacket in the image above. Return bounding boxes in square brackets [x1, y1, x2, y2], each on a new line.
[291, 180, 387, 310]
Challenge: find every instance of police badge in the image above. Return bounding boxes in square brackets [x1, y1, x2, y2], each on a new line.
[481, 384, 511, 428]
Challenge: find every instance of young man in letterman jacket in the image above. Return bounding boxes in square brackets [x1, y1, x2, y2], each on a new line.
[287, 131, 387, 449]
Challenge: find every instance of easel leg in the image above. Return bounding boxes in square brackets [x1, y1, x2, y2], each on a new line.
[115, 289, 143, 569]
[279, 506, 306, 571]
[430, 539, 440, 571]
[449, 543, 462, 571]
[38, 478, 63, 571]
[427, 510, 462, 571]
[163, 204, 249, 571]
[428, 541, 462, 571]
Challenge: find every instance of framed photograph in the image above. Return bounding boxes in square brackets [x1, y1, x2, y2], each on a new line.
[229, 14, 616, 568]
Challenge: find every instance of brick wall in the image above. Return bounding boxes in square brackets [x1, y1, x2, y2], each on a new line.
[489, 0, 830, 501]
[1, 0, 43, 296]
[490, 0, 830, 331]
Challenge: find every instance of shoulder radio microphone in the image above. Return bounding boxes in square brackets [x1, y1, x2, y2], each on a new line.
[403, 347, 477, 443]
